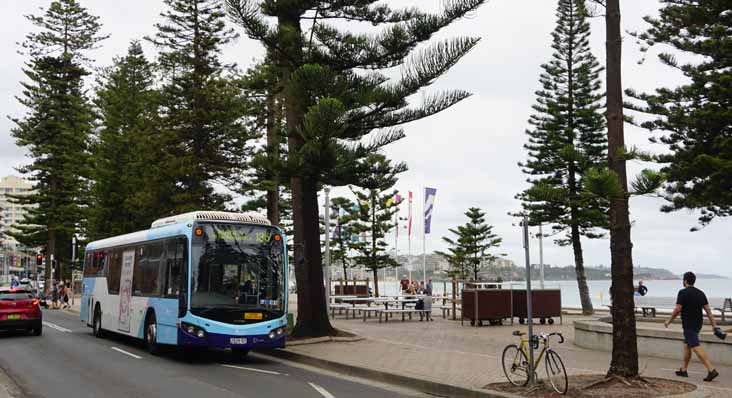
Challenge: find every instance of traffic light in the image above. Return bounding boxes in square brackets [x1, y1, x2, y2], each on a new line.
[36, 254, 43, 266]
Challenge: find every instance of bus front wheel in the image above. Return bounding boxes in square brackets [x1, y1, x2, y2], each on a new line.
[145, 312, 160, 355]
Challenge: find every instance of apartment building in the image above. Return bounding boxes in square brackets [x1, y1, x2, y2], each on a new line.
[0, 175, 34, 250]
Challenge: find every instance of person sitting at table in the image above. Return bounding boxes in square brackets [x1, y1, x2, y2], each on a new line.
[400, 275, 410, 291]
[407, 280, 418, 295]
[418, 295, 433, 322]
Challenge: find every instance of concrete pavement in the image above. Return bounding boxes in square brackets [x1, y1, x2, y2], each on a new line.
[0, 309, 428, 398]
[282, 314, 732, 397]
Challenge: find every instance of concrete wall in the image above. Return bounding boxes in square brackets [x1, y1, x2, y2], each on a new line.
[575, 320, 732, 366]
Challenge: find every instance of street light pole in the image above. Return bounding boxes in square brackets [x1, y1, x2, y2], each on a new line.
[324, 187, 331, 311]
[523, 217, 536, 386]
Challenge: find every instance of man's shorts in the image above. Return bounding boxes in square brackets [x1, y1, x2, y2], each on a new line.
[683, 328, 702, 348]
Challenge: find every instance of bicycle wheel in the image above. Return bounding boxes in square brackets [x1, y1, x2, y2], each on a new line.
[545, 349, 568, 394]
[502, 344, 530, 386]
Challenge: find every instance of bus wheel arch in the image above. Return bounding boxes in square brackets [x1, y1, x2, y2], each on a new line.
[144, 309, 160, 355]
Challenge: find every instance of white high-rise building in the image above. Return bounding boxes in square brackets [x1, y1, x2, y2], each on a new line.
[0, 175, 35, 250]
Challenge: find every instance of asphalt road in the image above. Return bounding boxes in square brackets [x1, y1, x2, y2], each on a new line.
[0, 309, 425, 398]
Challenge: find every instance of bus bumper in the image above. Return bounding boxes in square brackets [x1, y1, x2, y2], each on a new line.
[178, 329, 286, 349]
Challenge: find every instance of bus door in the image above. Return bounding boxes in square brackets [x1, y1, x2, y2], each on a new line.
[118, 249, 135, 332]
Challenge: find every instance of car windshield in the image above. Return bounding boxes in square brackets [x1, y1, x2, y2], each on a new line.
[0, 291, 33, 300]
[191, 223, 285, 313]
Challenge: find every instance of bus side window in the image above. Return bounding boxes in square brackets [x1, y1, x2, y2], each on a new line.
[106, 250, 122, 295]
[132, 246, 146, 296]
[83, 252, 94, 277]
[164, 238, 185, 298]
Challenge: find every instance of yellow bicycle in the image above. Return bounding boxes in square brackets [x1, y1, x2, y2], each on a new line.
[502, 330, 568, 394]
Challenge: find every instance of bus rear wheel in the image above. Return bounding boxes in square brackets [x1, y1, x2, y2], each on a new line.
[93, 305, 104, 338]
[145, 312, 160, 355]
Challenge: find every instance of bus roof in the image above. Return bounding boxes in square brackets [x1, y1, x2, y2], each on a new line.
[150, 211, 271, 229]
[86, 211, 271, 251]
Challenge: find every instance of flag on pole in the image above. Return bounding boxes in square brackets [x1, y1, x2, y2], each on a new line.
[407, 191, 413, 237]
[424, 187, 437, 234]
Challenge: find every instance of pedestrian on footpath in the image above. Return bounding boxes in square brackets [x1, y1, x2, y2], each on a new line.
[51, 281, 59, 310]
[665, 271, 719, 382]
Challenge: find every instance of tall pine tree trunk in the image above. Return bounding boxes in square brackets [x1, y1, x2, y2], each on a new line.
[605, 0, 639, 378]
[372, 268, 379, 297]
[265, 92, 280, 225]
[570, 223, 594, 314]
[280, 15, 333, 338]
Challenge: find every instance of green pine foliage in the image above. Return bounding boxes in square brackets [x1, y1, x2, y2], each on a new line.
[349, 155, 405, 297]
[10, 0, 107, 285]
[516, 0, 607, 314]
[437, 208, 502, 281]
[88, 41, 164, 240]
[627, 1, 732, 228]
[226, 0, 488, 337]
[148, 0, 253, 212]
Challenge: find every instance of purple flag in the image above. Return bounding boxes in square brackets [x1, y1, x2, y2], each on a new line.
[424, 187, 437, 234]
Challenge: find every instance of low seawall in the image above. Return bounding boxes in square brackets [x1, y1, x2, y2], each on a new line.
[575, 319, 732, 366]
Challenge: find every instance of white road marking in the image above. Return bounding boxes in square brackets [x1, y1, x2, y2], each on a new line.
[42, 321, 72, 333]
[111, 347, 142, 359]
[220, 364, 283, 375]
[308, 382, 336, 398]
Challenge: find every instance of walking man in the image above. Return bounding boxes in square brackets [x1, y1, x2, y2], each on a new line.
[665, 272, 719, 381]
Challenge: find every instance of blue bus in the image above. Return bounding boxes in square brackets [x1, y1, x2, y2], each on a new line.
[80, 211, 288, 356]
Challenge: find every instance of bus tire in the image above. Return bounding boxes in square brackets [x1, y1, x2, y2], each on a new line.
[93, 305, 104, 338]
[144, 311, 160, 356]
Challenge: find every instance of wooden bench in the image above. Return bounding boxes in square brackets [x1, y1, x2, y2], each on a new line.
[329, 303, 354, 318]
[714, 298, 732, 322]
[360, 307, 383, 322]
[378, 309, 432, 323]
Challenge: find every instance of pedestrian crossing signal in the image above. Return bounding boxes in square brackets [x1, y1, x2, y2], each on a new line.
[36, 254, 43, 266]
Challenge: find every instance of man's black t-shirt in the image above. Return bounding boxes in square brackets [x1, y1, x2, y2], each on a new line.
[676, 286, 708, 330]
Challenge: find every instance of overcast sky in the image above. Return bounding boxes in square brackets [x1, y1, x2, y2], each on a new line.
[1, 1, 729, 277]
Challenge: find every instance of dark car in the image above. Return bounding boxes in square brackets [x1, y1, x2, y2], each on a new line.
[0, 287, 42, 336]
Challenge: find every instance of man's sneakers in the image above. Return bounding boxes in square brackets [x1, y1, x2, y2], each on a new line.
[675, 369, 688, 377]
[704, 369, 719, 382]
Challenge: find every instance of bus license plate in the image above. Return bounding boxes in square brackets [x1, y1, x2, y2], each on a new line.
[244, 313, 263, 320]
[7, 314, 20, 320]
[230, 337, 247, 345]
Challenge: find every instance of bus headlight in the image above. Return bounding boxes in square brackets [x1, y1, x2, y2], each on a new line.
[268, 327, 285, 339]
[181, 322, 207, 339]
[276, 328, 284, 336]
[268, 331, 276, 339]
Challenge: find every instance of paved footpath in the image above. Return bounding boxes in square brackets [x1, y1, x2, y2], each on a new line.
[285, 313, 732, 397]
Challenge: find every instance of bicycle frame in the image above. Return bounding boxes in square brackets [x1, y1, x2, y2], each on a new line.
[515, 337, 549, 371]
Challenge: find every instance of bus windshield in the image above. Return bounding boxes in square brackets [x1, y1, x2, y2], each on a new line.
[191, 223, 285, 315]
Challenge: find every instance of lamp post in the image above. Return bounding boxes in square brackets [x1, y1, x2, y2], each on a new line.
[324, 187, 331, 311]
[522, 217, 536, 386]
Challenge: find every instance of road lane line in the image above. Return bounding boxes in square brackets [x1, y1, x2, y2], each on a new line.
[42, 321, 72, 333]
[111, 347, 142, 359]
[220, 364, 282, 375]
[308, 382, 335, 398]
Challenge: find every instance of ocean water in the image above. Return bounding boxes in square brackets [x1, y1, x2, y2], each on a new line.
[367, 278, 731, 309]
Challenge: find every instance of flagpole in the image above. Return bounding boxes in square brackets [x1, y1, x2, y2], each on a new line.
[394, 209, 399, 294]
[422, 187, 427, 284]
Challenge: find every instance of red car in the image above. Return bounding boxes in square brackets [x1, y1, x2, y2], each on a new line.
[0, 287, 42, 336]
